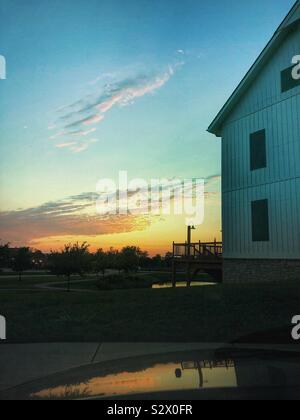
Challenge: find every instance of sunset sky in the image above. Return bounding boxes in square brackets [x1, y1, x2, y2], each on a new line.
[0, 0, 294, 254]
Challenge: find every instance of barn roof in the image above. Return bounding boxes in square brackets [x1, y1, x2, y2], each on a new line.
[208, 0, 300, 137]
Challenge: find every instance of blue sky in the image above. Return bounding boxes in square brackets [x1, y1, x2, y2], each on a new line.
[0, 0, 295, 251]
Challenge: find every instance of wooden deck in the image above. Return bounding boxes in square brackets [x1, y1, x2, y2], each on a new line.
[172, 241, 223, 286]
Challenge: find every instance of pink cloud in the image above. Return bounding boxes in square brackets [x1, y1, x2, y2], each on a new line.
[71, 128, 97, 137]
[83, 114, 105, 126]
[0, 193, 152, 245]
[96, 93, 124, 113]
[48, 61, 184, 154]
[55, 141, 77, 149]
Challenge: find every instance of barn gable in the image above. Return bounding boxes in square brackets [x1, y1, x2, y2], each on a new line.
[282, 0, 300, 27]
[208, 1, 300, 137]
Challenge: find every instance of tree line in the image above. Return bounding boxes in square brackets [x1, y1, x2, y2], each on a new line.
[0, 241, 173, 282]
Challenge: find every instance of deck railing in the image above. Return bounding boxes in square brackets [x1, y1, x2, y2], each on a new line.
[173, 242, 223, 259]
[181, 360, 234, 370]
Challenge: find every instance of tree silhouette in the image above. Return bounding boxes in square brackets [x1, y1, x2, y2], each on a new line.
[152, 254, 163, 268]
[120, 246, 141, 273]
[12, 247, 33, 281]
[32, 249, 46, 270]
[138, 250, 151, 270]
[48, 242, 91, 291]
[0, 242, 10, 271]
[106, 248, 121, 273]
[164, 252, 173, 268]
[93, 248, 109, 279]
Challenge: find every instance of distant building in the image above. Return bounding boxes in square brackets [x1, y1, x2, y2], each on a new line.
[208, 1, 300, 282]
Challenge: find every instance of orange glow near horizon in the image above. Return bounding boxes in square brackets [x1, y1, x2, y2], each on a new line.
[29, 209, 221, 255]
[32, 361, 237, 400]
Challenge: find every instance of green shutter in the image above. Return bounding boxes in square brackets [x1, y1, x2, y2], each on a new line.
[251, 199, 270, 242]
[281, 65, 300, 93]
[250, 129, 267, 171]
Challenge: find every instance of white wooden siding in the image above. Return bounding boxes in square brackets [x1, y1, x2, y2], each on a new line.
[221, 23, 300, 259]
[223, 178, 300, 259]
[223, 24, 300, 126]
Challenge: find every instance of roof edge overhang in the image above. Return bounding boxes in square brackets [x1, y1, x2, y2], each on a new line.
[207, 0, 300, 137]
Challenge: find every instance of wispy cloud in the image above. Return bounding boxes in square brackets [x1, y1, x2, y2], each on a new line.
[48, 61, 184, 153]
[82, 114, 105, 126]
[88, 71, 117, 86]
[0, 173, 219, 246]
[70, 128, 97, 137]
[0, 192, 152, 245]
[205, 174, 221, 185]
[55, 142, 77, 149]
[55, 138, 99, 154]
[69, 138, 99, 153]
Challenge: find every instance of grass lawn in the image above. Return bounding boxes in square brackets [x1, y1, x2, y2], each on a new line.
[0, 275, 61, 289]
[0, 280, 299, 344]
[52, 272, 212, 291]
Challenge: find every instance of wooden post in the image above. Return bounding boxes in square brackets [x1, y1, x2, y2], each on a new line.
[187, 226, 192, 287]
[172, 242, 176, 288]
[187, 226, 192, 252]
[172, 259, 176, 288]
[187, 264, 192, 288]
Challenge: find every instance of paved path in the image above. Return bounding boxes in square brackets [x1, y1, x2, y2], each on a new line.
[36, 278, 97, 293]
[0, 271, 119, 293]
[0, 288, 45, 292]
[0, 278, 98, 294]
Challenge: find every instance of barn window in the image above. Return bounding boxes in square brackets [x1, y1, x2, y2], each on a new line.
[281, 65, 300, 93]
[250, 129, 267, 171]
[251, 199, 270, 242]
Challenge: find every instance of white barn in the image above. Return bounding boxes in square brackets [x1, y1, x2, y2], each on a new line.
[208, 1, 300, 282]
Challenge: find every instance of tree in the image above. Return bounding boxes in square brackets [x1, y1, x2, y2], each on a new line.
[12, 247, 32, 281]
[32, 249, 46, 270]
[164, 252, 173, 268]
[106, 248, 121, 273]
[152, 254, 163, 268]
[0, 242, 10, 271]
[138, 250, 151, 270]
[120, 246, 141, 273]
[48, 242, 91, 291]
[93, 248, 109, 279]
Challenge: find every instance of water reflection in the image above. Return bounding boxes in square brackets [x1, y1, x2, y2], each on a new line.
[31, 359, 237, 400]
[152, 282, 216, 289]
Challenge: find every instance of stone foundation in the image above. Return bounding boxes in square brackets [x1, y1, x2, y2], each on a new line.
[223, 259, 300, 283]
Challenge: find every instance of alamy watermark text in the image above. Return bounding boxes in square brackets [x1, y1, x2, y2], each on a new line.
[0, 55, 6, 80]
[292, 316, 300, 341]
[292, 55, 300, 80]
[0, 316, 6, 340]
[96, 171, 205, 226]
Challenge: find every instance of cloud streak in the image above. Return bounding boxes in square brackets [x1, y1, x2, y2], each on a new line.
[0, 192, 152, 245]
[0, 174, 219, 246]
[55, 138, 99, 153]
[48, 61, 184, 153]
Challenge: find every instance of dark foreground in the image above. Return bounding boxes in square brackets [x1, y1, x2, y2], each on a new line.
[0, 280, 299, 343]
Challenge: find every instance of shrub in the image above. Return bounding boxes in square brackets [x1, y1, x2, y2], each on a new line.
[96, 274, 153, 291]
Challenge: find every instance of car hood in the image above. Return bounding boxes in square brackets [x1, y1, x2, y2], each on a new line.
[1, 346, 300, 400]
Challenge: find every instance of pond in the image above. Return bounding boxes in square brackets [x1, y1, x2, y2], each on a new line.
[152, 281, 216, 289]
